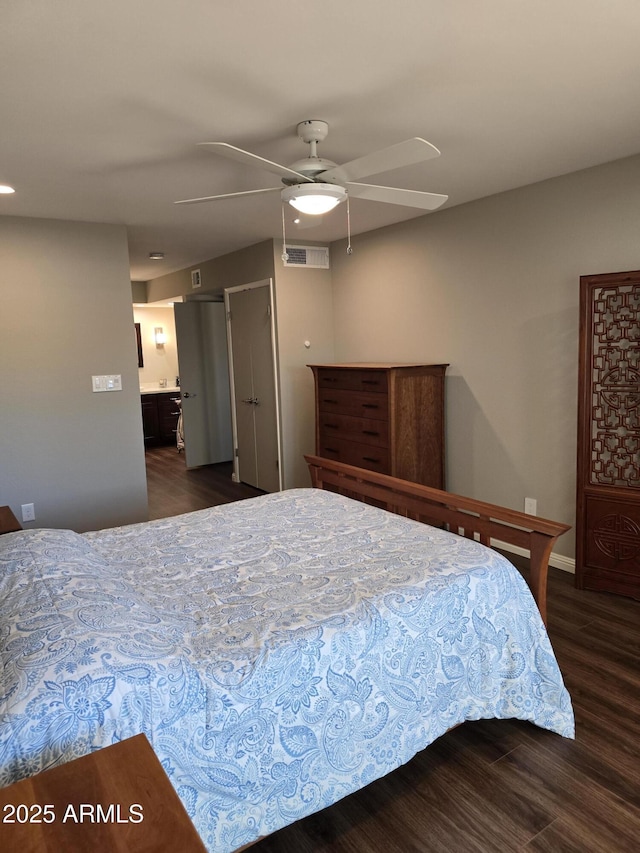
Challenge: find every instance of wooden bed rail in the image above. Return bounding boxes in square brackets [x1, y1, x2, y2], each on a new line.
[305, 456, 570, 624]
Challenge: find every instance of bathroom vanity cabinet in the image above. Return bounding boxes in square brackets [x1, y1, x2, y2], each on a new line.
[141, 391, 181, 447]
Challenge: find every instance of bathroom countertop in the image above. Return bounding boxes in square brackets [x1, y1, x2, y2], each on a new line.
[140, 386, 181, 395]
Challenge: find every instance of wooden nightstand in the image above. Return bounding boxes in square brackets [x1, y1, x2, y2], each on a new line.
[0, 506, 22, 535]
[0, 734, 207, 852]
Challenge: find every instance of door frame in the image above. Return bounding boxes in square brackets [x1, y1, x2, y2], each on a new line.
[224, 278, 283, 491]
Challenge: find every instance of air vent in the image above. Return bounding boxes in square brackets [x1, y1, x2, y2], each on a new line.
[283, 245, 330, 269]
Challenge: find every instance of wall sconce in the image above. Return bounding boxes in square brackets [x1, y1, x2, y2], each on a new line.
[154, 327, 166, 347]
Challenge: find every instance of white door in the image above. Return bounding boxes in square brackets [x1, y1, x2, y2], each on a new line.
[174, 301, 233, 468]
[226, 281, 282, 492]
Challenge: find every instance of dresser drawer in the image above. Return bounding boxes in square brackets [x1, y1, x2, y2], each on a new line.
[320, 412, 388, 448]
[319, 437, 390, 474]
[317, 369, 388, 393]
[318, 388, 389, 421]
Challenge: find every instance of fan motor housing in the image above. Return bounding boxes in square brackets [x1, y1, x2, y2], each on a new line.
[297, 120, 329, 143]
[283, 156, 339, 184]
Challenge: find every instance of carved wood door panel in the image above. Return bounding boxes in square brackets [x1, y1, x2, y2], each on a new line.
[576, 271, 640, 599]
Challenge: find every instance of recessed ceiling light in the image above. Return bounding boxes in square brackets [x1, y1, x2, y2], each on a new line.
[149, 252, 164, 260]
[0, 185, 15, 194]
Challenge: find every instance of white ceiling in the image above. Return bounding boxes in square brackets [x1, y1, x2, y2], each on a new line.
[2, 1, 640, 282]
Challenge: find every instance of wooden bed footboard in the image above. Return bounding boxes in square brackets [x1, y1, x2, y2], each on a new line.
[305, 456, 570, 624]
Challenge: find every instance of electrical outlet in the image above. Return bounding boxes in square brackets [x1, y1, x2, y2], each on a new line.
[524, 497, 537, 516]
[21, 502, 35, 522]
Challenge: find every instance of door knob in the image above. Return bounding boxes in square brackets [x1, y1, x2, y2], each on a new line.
[182, 392, 197, 398]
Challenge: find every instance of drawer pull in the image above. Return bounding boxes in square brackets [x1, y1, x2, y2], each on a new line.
[323, 398, 338, 404]
[362, 404, 379, 409]
[362, 456, 381, 463]
[170, 410, 180, 415]
[324, 423, 339, 429]
[325, 447, 339, 454]
[362, 430, 379, 436]
[324, 377, 338, 383]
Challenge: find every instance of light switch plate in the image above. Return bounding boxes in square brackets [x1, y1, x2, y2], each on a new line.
[92, 374, 122, 392]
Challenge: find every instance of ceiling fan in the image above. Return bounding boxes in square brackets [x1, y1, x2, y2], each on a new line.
[175, 120, 448, 215]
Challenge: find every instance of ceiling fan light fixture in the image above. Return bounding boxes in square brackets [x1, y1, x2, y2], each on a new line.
[282, 183, 346, 215]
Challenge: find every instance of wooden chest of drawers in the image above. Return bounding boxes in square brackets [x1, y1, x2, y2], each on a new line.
[309, 363, 447, 488]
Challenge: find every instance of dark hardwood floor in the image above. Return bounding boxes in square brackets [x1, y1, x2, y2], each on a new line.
[145, 444, 264, 520]
[253, 564, 640, 853]
[145, 452, 640, 852]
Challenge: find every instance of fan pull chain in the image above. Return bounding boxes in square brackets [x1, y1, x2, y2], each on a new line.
[346, 194, 352, 255]
[281, 203, 289, 264]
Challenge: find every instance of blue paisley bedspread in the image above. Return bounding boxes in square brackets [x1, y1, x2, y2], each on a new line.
[0, 488, 574, 851]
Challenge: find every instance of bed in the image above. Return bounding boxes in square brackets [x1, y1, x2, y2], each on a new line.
[0, 458, 574, 852]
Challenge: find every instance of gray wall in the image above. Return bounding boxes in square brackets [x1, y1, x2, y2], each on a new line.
[131, 280, 147, 302]
[330, 154, 640, 560]
[272, 242, 335, 489]
[145, 239, 276, 302]
[0, 216, 148, 531]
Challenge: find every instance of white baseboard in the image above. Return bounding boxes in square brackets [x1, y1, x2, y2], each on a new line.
[493, 539, 575, 574]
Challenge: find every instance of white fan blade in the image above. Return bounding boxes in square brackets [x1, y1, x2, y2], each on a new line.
[321, 138, 441, 184]
[347, 182, 448, 211]
[198, 142, 314, 183]
[175, 187, 281, 205]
